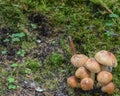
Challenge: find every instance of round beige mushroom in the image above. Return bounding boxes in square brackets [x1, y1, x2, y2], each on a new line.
[67, 76, 78, 88]
[80, 77, 94, 91]
[75, 67, 90, 79]
[101, 82, 115, 94]
[71, 54, 89, 67]
[97, 71, 112, 85]
[84, 58, 101, 81]
[84, 58, 101, 73]
[95, 50, 117, 67]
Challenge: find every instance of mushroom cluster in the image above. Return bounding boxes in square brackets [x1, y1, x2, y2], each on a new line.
[67, 36, 117, 94]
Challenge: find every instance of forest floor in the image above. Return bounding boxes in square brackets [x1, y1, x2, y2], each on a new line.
[0, 0, 120, 96]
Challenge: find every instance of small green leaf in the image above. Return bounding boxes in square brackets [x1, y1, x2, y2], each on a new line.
[31, 23, 38, 29]
[25, 68, 31, 74]
[3, 38, 10, 42]
[104, 30, 114, 37]
[10, 34, 17, 38]
[11, 63, 18, 67]
[12, 38, 20, 42]
[17, 32, 25, 38]
[16, 50, 26, 57]
[2, 50, 7, 55]
[109, 14, 119, 18]
[8, 77, 15, 83]
[105, 22, 114, 27]
[12, 4, 19, 7]
[11, 32, 25, 38]
[8, 84, 16, 89]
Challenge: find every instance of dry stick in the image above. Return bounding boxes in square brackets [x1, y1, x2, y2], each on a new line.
[68, 36, 76, 55]
[101, 3, 113, 14]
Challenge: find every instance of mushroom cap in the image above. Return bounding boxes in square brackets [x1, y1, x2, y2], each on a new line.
[84, 58, 101, 73]
[71, 54, 89, 67]
[75, 67, 90, 79]
[95, 50, 117, 67]
[101, 82, 115, 94]
[111, 53, 117, 67]
[80, 77, 94, 91]
[97, 71, 112, 85]
[67, 76, 78, 88]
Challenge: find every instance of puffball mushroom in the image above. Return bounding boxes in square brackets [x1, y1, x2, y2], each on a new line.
[95, 50, 117, 72]
[80, 77, 94, 91]
[71, 54, 89, 67]
[84, 58, 101, 81]
[67, 76, 78, 88]
[75, 67, 90, 79]
[97, 71, 112, 85]
[101, 82, 115, 94]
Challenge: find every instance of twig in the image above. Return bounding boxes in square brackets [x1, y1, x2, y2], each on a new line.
[68, 36, 76, 55]
[101, 3, 113, 14]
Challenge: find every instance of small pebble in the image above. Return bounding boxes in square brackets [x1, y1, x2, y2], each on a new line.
[35, 87, 43, 92]
[36, 39, 41, 43]
[30, 82, 36, 88]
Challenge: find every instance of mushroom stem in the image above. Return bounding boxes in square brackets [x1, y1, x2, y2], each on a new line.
[101, 66, 112, 72]
[90, 73, 95, 82]
[68, 36, 76, 55]
[109, 61, 115, 72]
[90, 73, 97, 88]
[110, 66, 113, 72]
[96, 82, 103, 88]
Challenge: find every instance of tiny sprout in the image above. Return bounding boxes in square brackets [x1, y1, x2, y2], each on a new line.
[11, 63, 18, 67]
[8, 77, 15, 83]
[1, 50, 7, 55]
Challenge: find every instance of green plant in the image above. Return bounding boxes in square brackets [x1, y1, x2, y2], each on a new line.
[1, 50, 7, 55]
[3, 39, 10, 43]
[25, 68, 31, 74]
[2, 32, 25, 45]
[8, 77, 15, 83]
[16, 49, 26, 57]
[8, 84, 16, 90]
[109, 13, 119, 18]
[31, 23, 38, 29]
[104, 13, 119, 37]
[25, 58, 41, 72]
[7, 77, 16, 90]
[10, 32, 25, 42]
[11, 63, 18, 67]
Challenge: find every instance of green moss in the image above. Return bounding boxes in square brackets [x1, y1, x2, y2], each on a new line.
[45, 52, 64, 66]
[24, 58, 41, 72]
[0, 1, 27, 30]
